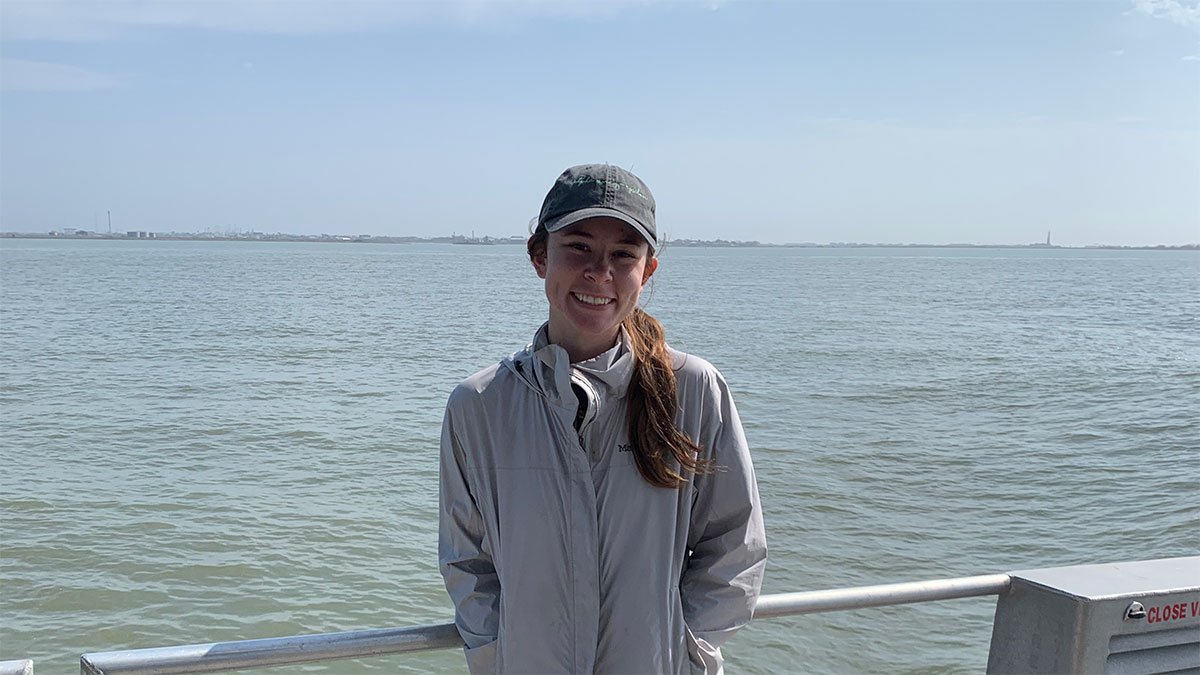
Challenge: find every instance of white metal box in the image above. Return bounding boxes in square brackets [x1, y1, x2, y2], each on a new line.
[987, 557, 1200, 674]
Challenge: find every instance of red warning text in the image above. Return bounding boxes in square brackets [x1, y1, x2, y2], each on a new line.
[1146, 601, 1199, 624]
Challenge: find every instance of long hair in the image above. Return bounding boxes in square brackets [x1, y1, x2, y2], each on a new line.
[527, 228, 710, 488]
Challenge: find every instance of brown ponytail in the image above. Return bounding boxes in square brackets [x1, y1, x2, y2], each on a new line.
[621, 307, 711, 488]
[528, 227, 710, 489]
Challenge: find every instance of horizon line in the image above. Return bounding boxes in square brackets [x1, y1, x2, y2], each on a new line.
[3, 231, 1197, 250]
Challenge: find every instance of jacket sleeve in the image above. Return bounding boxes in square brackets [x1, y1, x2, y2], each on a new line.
[438, 401, 500, 673]
[680, 371, 767, 653]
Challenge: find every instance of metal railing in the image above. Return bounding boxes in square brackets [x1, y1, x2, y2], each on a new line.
[80, 623, 463, 675]
[78, 573, 1012, 674]
[0, 661, 33, 675]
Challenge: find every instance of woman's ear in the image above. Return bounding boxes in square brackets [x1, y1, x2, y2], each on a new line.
[641, 256, 658, 286]
[532, 250, 548, 279]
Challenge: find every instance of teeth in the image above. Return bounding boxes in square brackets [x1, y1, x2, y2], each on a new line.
[573, 292, 612, 306]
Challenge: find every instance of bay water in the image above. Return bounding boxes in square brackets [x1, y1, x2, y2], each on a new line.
[1, 239, 1197, 673]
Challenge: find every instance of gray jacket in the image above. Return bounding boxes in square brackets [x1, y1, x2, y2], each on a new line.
[439, 327, 766, 674]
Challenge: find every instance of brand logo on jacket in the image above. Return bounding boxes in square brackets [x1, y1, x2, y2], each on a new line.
[617, 444, 633, 453]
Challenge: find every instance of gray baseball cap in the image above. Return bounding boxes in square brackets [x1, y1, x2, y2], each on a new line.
[536, 164, 657, 251]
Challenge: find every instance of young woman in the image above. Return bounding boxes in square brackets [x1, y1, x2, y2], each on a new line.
[439, 164, 766, 674]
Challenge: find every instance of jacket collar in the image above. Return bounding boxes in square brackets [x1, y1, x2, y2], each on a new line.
[507, 323, 634, 405]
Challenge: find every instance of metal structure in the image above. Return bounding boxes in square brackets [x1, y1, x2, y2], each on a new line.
[58, 556, 1200, 674]
[987, 557, 1200, 674]
[79, 573, 1009, 674]
[0, 660, 33, 675]
[752, 572, 1010, 618]
[80, 624, 461, 675]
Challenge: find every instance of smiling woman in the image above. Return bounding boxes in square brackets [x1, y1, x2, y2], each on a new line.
[531, 216, 658, 363]
[437, 164, 767, 673]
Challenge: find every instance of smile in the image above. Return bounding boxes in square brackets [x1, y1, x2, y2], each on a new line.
[572, 292, 613, 306]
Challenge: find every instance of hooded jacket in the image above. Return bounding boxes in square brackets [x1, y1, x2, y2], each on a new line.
[439, 326, 766, 674]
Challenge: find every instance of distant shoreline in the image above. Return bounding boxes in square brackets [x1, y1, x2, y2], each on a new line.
[1, 232, 1195, 251]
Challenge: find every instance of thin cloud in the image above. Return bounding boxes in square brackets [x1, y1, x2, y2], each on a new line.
[1130, 0, 1200, 27]
[1112, 48, 1126, 56]
[1, 0, 433, 40]
[0, 58, 117, 91]
[0, 0, 715, 41]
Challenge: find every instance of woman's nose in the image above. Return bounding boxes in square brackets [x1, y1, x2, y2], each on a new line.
[583, 254, 612, 280]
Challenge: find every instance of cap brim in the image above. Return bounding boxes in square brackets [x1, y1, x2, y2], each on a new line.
[543, 207, 657, 251]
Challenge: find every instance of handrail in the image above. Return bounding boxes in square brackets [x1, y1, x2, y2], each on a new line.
[80, 623, 462, 675]
[0, 660, 34, 675]
[753, 573, 1012, 618]
[80, 573, 1012, 674]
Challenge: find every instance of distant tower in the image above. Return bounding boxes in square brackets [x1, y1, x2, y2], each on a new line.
[1046, 231, 1051, 246]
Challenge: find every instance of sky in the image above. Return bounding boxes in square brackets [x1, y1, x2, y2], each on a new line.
[1, 0, 1197, 246]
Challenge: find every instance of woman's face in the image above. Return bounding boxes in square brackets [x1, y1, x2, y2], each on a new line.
[532, 216, 658, 361]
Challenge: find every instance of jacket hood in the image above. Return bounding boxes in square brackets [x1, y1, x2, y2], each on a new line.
[501, 324, 634, 409]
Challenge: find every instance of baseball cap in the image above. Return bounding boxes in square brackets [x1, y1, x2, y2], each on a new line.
[536, 164, 657, 251]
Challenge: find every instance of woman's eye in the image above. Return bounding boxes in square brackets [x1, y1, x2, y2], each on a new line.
[568, 242, 588, 251]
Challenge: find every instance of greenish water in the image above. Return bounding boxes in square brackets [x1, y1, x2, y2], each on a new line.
[2, 239, 1197, 673]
